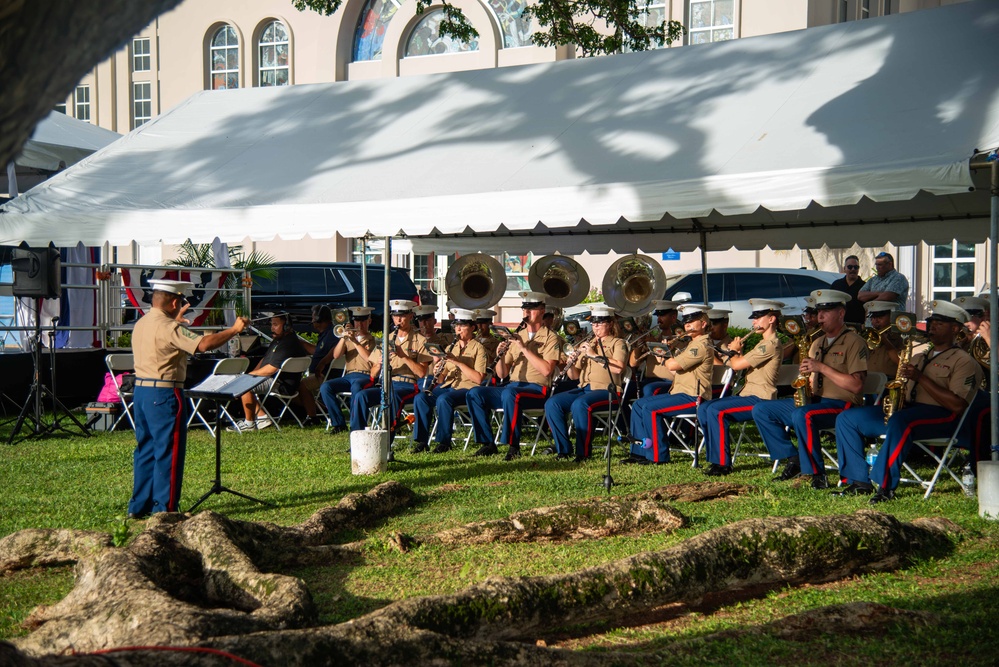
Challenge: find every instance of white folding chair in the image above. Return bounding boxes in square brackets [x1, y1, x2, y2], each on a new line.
[257, 356, 312, 430]
[898, 401, 976, 499]
[666, 366, 735, 466]
[188, 357, 249, 437]
[105, 353, 136, 430]
[817, 372, 889, 473]
[733, 364, 803, 466]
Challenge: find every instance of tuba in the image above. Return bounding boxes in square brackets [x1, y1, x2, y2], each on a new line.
[602, 254, 667, 317]
[445, 254, 507, 310]
[528, 255, 590, 308]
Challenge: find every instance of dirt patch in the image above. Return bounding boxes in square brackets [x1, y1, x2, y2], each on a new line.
[435, 483, 469, 493]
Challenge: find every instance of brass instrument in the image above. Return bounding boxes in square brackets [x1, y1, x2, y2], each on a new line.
[528, 255, 591, 308]
[480, 318, 528, 386]
[554, 333, 596, 383]
[445, 254, 508, 310]
[883, 337, 916, 424]
[863, 325, 893, 351]
[602, 254, 667, 317]
[970, 334, 991, 369]
[783, 317, 822, 408]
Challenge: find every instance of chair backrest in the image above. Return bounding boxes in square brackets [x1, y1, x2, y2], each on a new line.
[776, 365, 801, 386]
[278, 356, 312, 375]
[862, 372, 888, 402]
[106, 353, 134, 374]
[714, 366, 736, 398]
[213, 357, 250, 376]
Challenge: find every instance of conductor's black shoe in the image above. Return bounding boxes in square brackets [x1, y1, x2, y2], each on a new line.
[832, 482, 873, 497]
[811, 474, 830, 490]
[327, 426, 347, 435]
[869, 488, 896, 504]
[504, 445, 522, 461]
[555, 453, 572, 461]
[638, 458, 669, 466]
[619, 455, 643, 464]
[774, 459, 801, 481]
[705, 463, 733, 477]
[432, 442, 452, 454]
[473, 443, 498, 457]
[412, 442, 429, 454]
[573, 455, 589, 464]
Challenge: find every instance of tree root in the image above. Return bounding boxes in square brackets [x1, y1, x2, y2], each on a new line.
[0, 530, 111, 574]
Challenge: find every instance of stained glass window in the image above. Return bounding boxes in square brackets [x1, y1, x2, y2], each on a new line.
[689, 0, 734, 45]
[211, 25, 239, 90]
[258, 20, 290, 86]
[405, 10, 479, 56]
[353, 0, 403, 61]
[487, 0, 532, 49]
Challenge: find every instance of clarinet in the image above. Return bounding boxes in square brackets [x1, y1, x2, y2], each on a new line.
[479, 318, 528, 386]
[423, 338, 460, 395]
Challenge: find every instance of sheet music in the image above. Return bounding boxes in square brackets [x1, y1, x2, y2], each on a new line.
[188, 374, 265, 399]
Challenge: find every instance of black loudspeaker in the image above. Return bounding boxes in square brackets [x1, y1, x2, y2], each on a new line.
[11, 246, 61, 299]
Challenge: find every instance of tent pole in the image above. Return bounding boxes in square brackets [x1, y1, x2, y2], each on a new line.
[381, 236, 392, 432]
[699, 230, 709, 305]
[989, 158, 997, 461]
[361, 236, 368, 308]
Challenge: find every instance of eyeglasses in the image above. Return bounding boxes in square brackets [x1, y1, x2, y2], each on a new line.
[845, 265, 859, 270]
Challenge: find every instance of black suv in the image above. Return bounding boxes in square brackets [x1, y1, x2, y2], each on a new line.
[250, 262, 421, 331]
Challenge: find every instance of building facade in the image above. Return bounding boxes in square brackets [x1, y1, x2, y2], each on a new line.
[56, 0, 980, 319]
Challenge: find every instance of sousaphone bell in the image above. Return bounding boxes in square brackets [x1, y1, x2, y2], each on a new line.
[528, 255, 590, 308]
[602, 254, 667, 317]
[445, 253, 508, 310]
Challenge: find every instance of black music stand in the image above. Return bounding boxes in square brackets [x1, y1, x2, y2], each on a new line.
[186, 374, 273, 512]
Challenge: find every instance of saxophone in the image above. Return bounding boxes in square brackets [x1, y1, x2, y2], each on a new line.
[791, 330, 822, 408]
[881, 334, 931, 424]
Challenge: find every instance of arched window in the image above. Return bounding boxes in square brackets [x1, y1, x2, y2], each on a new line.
[485, 0, 531, 48]
[258, 20, 290, 86]
[210, 25, 239, 89]
[353, 0, 403, 61]
[405, 10, 478, 56]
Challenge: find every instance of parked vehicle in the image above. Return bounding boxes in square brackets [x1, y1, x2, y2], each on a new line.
[663, 268, 840, 328]
[250, 262, 420, 331]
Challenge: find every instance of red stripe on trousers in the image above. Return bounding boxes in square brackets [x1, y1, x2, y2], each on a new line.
[510, 387, 548, 443]
[651, 401, 697, 463]
[716, 404, 754, 466]
[168, 387, 184, 512]
[803, 405, 849, 472]
[883, 411, 958, 489]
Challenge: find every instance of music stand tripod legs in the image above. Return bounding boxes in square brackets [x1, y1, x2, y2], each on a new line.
[188, 399, 273, 512]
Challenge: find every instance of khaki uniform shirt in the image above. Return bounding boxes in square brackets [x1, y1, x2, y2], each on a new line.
[132, 308, 202, 382]
[369, 330, 433, 381]
[504, 326, 561, 387]
[342, 334, 377, 374]
[739, 333, 783, 401]
[440, 338, 489, 390]
[643, 331, 683, 380]
[576, 335, 627, 392]
[906, 347, 982, 407]
[670, 335, 714, 400]
[709, 334, 734, 366]
[808, 329, 868, 404]
[477, 334, 500, 360]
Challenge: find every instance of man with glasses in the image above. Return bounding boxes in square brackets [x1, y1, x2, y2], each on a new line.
[697, 299, 785, 476]
[466, 291, 561, 460]
[624, 303, 714, 466]
[858, 251, 909, 313]
[318, 306, 377, 434]
[833, 300, 981, 500]
[752, 290, 867, 489]
[863, 301, 901, 380]
[129, 280, 248, 518]
[831, 255, 866, 325]
[544, 304, 628, 462]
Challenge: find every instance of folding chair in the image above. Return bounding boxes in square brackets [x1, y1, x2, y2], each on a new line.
[188, 357, 249, 437]
[818, 371, 888, 473]
[105, 353, 136, 430]
[899, 401, 975, 499]
[666, 366, 735, 466]
[257, 356, 312, 430]
[586, 366, 633, 459]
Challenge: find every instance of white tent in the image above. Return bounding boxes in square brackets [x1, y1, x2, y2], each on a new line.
[1, 1, 997, 252]
[14, 111, 121, 172]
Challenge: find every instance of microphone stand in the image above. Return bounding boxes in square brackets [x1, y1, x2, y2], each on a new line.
[594, 337, 615, 493]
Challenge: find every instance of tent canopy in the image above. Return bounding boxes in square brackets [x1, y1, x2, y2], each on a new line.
[14, 111, 121, 172]
[1, 1, 997, 252]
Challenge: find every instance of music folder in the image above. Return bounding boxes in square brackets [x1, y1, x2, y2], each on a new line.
[187, 374, 266, 400]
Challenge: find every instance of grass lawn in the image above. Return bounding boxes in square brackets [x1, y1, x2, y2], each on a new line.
[2, 417, 998, 664]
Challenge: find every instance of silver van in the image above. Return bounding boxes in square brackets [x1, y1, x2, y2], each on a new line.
[663, 268, 840, 328]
